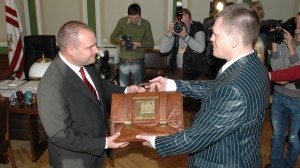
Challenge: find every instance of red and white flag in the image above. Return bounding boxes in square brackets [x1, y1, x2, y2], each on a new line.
[5, 0, 25, 79]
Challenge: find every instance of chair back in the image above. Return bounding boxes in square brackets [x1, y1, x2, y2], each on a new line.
[0, 97, 9, 158]
[144, 49, 167, 81]
[0, 97, 17, 168]
[23, 35, 58, 80]
[0, 97, 9, 143]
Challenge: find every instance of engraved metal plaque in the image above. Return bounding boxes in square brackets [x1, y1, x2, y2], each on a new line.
[133, 96, 159, 120]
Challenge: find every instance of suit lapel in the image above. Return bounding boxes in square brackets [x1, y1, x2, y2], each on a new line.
[217, 53, 255, 80]
[208, 53, 257, 95]
[55, 57, 100, 105]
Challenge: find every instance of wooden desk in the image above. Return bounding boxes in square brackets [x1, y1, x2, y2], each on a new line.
[9, 103, 47, 162]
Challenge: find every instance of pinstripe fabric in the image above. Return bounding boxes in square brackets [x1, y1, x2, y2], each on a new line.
[155, 52, 270, 168]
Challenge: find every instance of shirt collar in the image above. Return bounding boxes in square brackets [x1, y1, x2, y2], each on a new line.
[127, 17, 141, 26]
[59, 52, 81, 73]
[220, 50, 255, 73]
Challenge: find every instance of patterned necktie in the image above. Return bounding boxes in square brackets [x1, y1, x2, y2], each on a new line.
[79, 67, 98, 99]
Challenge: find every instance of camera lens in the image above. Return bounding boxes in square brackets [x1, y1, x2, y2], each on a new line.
[174, 21, 184, 33]
[267, 30, 284, 44]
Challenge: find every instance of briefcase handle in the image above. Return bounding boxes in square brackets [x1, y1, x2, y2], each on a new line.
[138, 82, 159, 92]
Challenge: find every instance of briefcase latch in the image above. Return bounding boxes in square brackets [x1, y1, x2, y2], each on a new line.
[124, 121, 131, 128]
[160, 120, 167, 127]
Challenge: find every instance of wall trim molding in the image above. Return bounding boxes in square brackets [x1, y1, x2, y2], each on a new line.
[23, 0, 31, 36]
[0, 47, 8, 54]
[168, 0, 173, 25]
[95, 0, 101, 46]
[87, 0, 96, 33]
[28, 0, 38, 35]
[35, 0, 42, 34]
[82, 0, 88, 23]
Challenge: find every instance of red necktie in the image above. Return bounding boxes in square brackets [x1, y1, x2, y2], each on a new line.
[79, 67, 98, 99]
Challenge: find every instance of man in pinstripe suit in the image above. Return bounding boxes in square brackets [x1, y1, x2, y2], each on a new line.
[137, 3, 270, 168]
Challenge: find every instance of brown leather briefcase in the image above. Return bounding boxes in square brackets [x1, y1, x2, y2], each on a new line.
[110, 91, 183, 142]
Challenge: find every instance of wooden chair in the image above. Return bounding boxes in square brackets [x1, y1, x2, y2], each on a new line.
[144, 49, 168, 81]
[0, 97, 17, 168]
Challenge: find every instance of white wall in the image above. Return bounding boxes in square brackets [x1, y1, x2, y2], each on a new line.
[187, 0, 211, 24]
[261, 0, 297, 21]
[1, 0, 300, 48]
[39, 0, 84, 35]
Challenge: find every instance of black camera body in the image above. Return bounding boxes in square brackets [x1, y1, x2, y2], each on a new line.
[174, 21, 185, 34]
[174, 2, 185, 33]
[262, 17, 296, 44]
[122, 34, 134, 50]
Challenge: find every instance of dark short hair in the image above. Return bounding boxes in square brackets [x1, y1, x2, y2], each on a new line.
[216, 3, 260, 46]
[128, 3, 141, 15]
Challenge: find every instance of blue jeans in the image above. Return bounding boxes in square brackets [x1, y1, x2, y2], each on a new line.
[118, 59, 144, 87]
[270, 90, 300, 168]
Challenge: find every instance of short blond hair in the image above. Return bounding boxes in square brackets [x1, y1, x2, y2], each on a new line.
[254, 37, 265, 63]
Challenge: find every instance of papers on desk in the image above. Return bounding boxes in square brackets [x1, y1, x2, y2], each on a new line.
[0, 89, 8, 95]
[0, 80, 12, 90]
[0, 80, 39, 100]
[0, 80, 39, 97]
[0, 80, 27, 90]
[18, 81, 40, 93]
[1, 90, 16, 98]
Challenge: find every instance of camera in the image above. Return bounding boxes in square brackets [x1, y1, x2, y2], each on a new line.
[173, 2, 185, 33]
[261, 17, 296, 44]
[121, 34, 134, 50]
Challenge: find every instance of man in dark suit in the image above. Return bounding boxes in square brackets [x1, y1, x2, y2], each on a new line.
[37, 21, 144, 168]
[137, 3, 270, 168]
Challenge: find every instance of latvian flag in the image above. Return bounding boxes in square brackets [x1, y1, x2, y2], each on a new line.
[5, 0, 25, 79]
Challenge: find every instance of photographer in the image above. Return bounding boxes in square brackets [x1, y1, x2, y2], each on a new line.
[266, 12, 300, 168]
[159, 8, 206, 80]
[202, 0, 234, 79]
[110, 3, 154, 87]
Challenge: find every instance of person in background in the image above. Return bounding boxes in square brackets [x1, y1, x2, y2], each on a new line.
[269, 66, 300, 91]
[202, 0, 234, 79]
[269, 65, 300, 81]
[37, 20, 144, 168]
[265, 12, 300, 168]
[110, 3, 154, 87]
[250, 1, 269, 67]
[159, 8, 207, 80]
[137, 3, 270, 168]
[254, 36, 266, 63]
[250, 1, 265, 21]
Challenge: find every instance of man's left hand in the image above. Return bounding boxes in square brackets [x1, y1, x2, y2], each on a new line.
[132, 42, 142, 50]
[136, 135, 155, 148]
[107, 132, 129, 148]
